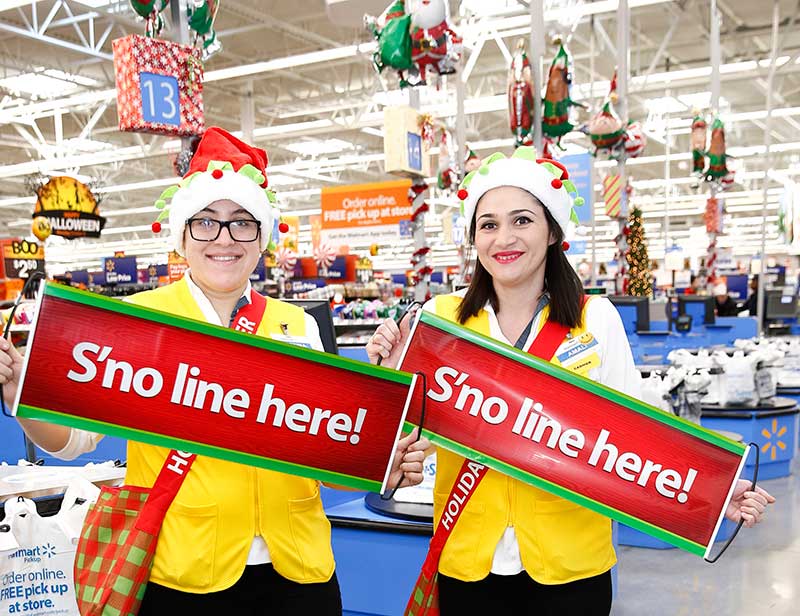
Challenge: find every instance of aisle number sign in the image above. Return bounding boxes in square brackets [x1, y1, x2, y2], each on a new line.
[1, 238, 45, 280]
[140, 72, 180, 127]
[397, 310, 750, 557]
[321, 180, 413, 247]
[13, 283, 416, 492]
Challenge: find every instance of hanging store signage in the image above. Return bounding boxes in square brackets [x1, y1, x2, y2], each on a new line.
[561, 153, 594, 224]
[102, 256, 137, 285]
[13, 283, 415, 492]
[321, 180, 413, 247]
[32, 176, 106, 239]
[1, 238, 45, 280]
[397, 310, 750, 557]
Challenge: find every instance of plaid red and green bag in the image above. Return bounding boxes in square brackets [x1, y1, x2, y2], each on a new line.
[403, 317, 572, 616]
[74, 289, 270, 615]
[74, 452, 195, 615]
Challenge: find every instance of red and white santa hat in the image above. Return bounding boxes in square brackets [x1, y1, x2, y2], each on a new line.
[152, 127, 282, 256]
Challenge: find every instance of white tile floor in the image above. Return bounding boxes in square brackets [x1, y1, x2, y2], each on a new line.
[613, 459, 799, 615]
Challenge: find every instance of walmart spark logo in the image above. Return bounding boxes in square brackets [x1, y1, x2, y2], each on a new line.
[41, 543, 56, 558]
[761, 419, 788, 461]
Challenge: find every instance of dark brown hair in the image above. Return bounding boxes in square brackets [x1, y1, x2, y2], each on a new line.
[456, 198, 584, 328]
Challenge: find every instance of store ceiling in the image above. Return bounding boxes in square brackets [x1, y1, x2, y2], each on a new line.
[0, 0, 798, 273]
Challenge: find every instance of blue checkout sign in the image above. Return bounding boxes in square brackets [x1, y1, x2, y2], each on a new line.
[140, 72, 181, 127]
[407, 132, 422, 171]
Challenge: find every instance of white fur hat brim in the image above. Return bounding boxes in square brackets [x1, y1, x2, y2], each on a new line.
[168, 170, 274, 256]
[461, 157, 572, 236]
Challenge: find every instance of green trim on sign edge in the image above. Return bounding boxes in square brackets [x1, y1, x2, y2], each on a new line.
[19, 405, 381, 492]
[43, 282, 411, 386]
[407, 422, 707, 556]
[419, 311, 745, 456]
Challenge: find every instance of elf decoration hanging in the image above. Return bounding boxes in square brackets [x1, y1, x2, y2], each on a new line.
[706, 117, 729, 182]
[587, 72, 625, 157]
[690, 112, 707, 177]
[436, 127, 457, 192]
[508, 39, 534, 147]
[542, 39, 584, 147]
[187, 0, 222, 60]
[689, 113, 735, 190]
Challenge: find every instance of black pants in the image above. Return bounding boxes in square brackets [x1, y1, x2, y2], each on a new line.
[438, 570, 612, 616]
[139, 564, 342, 615]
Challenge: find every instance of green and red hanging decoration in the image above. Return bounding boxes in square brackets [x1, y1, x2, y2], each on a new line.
[188, 0, 222, 60]
[691, 112, 707, 178]
[542, 39, 584, 151]
[508, 39, 534, 147]
[130, 0, 169, 37]
[587, 72, 625, 157]
[365, 0, 461, 88]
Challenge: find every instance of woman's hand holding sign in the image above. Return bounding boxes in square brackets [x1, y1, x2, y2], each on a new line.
[0, 335, 23, 407]
[387, 427, 430, 488]
[366, 313, 412, 369]
[725, 481, 775, 527]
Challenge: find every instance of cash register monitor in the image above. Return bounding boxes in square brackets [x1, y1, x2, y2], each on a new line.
[608, 296, 650, 334]
[286, 299, 339, 354]
[678, 295, 715, 325]
[765, 289, 798, 319]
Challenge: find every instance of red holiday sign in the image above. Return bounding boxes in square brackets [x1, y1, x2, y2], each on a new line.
[397, 311, 749, 557]
[13, 283, 416, 492]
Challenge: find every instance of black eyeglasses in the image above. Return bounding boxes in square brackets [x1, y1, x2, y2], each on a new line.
[186, 217, 261, 242]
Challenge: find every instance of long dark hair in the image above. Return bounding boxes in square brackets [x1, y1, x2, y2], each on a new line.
[456, 201, 584, 329]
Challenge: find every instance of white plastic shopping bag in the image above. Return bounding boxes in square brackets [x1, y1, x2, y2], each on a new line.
[0, 479, 98, 616]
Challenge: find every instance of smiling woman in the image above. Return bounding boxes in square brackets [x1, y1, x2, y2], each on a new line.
[366, 146, 774, 616]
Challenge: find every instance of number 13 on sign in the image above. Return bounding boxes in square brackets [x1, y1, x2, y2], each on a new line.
[139, 72, 181, 127]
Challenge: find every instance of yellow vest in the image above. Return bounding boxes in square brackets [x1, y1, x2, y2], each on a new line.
[125, 278, 334, 592]
[432, 294, 615, 584]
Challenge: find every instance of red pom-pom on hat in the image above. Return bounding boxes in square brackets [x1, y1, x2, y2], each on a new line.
[457, 188, 468, 200]
[211, 169, 224, 179]
[278, 222, 289, 234]
[562, 240, 570, 251]
[151, 221, 162, 234]
[551, 178, 563, 189]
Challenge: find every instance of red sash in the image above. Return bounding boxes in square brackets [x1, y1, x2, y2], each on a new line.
[406, 315, 573, 614]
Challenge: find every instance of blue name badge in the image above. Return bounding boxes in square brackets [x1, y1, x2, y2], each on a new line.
[556, 336, 599, 364]
[139, 72, 181, 127]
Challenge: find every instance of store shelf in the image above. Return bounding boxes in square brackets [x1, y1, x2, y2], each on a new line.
[333, 318, 384, 328]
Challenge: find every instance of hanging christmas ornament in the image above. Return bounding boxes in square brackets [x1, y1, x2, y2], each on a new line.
[365, 1, 414, 85]
[508, 39, 534, 147]
[275, 246, 297, 273]
[31, 216, 51, 242]
[408, 0, 461, 86]
[705, 117, 729, 181]
[690, 112, 707, 177]
[464, 146, 480, 173]
[130, 0, 169, 37]
[436, 127, 457, 191]
[623, 121, 647, 159]
[588, 73, 625, 156]
[188, 0, 222, 60]
[542, 38, 583, 144]
[704, 196, 722, 234]
[314, 241, 336, 270]
[720, 168, 736, 191]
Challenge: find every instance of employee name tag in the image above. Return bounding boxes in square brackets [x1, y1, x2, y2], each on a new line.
[556, 333, 599, 364]
[270, 334, 313, 349]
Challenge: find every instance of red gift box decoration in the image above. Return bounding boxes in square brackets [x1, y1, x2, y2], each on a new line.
[112, 34, 204, 137]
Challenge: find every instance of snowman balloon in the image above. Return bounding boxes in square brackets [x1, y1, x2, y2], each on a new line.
[409, 0, 461, 85]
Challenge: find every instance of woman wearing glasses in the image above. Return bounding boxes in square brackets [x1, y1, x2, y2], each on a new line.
[0, 127, 428, 614]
